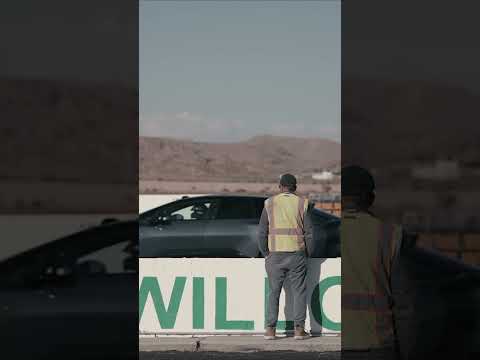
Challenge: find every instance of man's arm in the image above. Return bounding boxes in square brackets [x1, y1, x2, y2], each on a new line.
[258, 207, 269, 257]
[304, 210, 314, 257]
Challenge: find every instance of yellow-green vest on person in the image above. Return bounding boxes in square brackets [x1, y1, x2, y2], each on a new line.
[341, 210, 402, 350]
[265, 193, 309, 252]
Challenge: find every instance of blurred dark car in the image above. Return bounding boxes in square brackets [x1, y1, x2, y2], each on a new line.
[0, 220, 138, 360]
[392, 235, 480, 359]
[139, 195, 340, 258]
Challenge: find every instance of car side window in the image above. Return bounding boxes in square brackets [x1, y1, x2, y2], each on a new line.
[215, 198, 257, 220]
[167, 200, 214, 221]
[76, 240, 137, 275]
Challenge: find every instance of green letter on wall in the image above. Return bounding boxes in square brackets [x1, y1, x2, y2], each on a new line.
[139, 276, 187, 329]
[310, 276, 341, 332]
[192, 277, 205, 329]
[215, 277, 254, 330]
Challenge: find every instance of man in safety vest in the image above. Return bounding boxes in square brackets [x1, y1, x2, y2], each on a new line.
[258, 173, 314, 340]
[341, 165, 402, 360]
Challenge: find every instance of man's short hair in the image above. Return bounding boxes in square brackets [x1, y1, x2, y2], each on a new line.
[280, 173, 297, 191]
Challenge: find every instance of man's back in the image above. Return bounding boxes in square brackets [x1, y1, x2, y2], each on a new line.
[271, 193, 304, 227]
[341, 210, 402, 350]
[264, 192, 309, 252]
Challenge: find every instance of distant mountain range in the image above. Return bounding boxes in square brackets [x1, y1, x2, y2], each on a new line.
[140, 135, 340, 183]
[1, 77, 137, 184]
[6, 76, 477, 187]
[343, 78, 479, 168]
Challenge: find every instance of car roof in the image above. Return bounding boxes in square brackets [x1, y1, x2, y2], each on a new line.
[140, 195, 339, 219]
[181, 194, 268, 199]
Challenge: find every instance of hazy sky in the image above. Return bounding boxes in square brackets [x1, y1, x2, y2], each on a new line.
[140, 0, 340, 142]
[0, 2, 137, 85]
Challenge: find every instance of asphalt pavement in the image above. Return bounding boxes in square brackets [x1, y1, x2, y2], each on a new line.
[140, 335, 341, 358]
[139, 351, 341, 360]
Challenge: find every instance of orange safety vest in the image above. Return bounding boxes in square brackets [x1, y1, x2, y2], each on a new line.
[265, 193, 309, 252]
[341, 210, 402, 350]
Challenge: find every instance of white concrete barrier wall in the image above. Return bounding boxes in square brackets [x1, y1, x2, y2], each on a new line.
[139, 258, 341, 335]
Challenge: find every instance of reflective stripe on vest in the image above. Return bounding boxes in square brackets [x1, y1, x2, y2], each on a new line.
[265, 193, 308, 252]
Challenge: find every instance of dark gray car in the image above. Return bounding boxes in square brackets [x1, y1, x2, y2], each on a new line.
[0, 220, 138, 359]
[139, 195, 340, 258]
